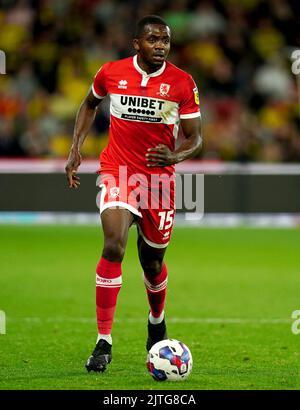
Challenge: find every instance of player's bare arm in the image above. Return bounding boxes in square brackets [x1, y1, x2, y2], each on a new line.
[65, 89, 101, 188]
[146, 116, 202, 167]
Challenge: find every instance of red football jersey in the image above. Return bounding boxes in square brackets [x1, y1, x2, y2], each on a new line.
[92, 55, 200, 178]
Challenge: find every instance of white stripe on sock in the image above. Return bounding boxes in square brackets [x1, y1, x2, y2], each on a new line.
[149, 311, 164, 325]
[96, 274, 122, 287]
[143, 275, 167, 292]
[97, 333, 112, 345]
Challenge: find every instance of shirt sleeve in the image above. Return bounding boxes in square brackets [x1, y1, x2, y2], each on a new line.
[179, 75, 201, 119]
[91, 63, 109, 99]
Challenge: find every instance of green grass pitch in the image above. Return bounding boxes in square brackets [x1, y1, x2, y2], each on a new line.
[0, 225, 300, 390]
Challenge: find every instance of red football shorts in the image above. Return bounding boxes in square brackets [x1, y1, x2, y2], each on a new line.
[97, 172, 175, 249]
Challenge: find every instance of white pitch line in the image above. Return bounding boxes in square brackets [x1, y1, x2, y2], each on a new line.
[7, 317, 292, 324]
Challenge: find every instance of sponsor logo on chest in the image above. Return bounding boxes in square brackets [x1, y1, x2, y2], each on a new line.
[110, 93, 178, 124]
[119, 96, 165, 122]
[120, 96, 165, 110]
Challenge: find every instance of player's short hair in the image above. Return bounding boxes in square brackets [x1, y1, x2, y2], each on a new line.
[135, 15, 169, 38]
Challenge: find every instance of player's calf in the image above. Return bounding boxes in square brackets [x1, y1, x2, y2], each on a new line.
[143, 264, 169, 351]
[143, 263, 168, 319]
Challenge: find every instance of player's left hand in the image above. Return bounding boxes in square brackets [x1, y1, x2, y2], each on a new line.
[146, 144, 178, 167]
[65, 148, 82, 188]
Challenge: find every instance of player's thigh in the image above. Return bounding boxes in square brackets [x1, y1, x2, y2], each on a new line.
[137, 233, 167, 276]
[137, 234, 167, 261]
[101, 207, 134, 245]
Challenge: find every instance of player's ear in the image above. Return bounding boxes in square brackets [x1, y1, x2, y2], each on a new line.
[133, 39, 140, 52]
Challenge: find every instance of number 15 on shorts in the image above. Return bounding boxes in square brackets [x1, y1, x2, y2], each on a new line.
[158, 210, 174, 230]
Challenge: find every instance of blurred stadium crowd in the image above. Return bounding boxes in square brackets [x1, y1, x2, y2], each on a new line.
[0, 0, 299, 162]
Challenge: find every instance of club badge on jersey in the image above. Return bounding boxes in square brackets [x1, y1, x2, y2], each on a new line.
[158, 83, 170, 97]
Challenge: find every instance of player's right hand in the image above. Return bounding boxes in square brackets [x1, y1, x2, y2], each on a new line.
[65, 149, 82, 189]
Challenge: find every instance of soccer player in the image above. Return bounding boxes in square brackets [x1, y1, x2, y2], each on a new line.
[65, 15, 202, 373]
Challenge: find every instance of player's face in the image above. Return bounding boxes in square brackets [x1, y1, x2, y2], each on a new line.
[134, 24, 171, 69]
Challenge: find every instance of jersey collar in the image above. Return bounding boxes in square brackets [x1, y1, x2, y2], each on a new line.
[133, 55, 166, 77]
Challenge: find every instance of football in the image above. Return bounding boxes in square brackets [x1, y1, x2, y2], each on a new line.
[147, 339, 193, 381]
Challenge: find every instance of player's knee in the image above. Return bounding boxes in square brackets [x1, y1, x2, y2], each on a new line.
[142, 259, 163, 278]
[102, 238, 125, 262]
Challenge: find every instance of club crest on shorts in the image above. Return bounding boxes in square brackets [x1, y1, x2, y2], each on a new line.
[158, 83, 170, 97]
[110, 187, 120, 198]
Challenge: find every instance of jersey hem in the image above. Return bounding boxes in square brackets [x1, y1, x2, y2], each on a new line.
[137, 225, 169, 249]
[100, 201, 142, 217]
[180, 112, 201, 119]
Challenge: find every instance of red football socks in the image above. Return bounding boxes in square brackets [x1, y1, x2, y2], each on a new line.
[96, 257, 122, 335]
[143, 264, 168, 319]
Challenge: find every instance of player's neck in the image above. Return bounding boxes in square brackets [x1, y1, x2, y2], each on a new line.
[136, 55, 164, 75]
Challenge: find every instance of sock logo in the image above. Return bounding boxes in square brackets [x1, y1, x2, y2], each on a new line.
[96, 274, 122, 287]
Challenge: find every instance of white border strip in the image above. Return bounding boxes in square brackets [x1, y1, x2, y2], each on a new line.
[0, 212, 299, 227]
[180, 112, 201, 119]
[7, 316, 292, 325]
[101, 201, 142, 217]
[1, 159, 300, 174]
[98, 182, 142, 217]
[137, 225, 169, 248]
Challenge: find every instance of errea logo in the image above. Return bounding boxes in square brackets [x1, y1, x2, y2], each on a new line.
[96, 274, 122, 287]
[96, 275, 112, 285]
[118, 80, 128, 89]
